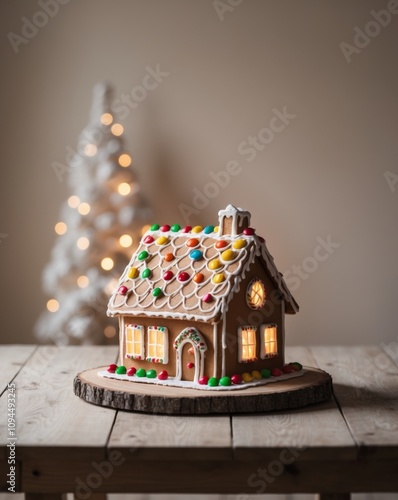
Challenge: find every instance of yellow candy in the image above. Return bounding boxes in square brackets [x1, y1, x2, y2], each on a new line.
[252, 370, 262, 380]
[156, 236, 169, 245]
[214, 226, 219, 233]
[242, 372, 253, 383]
[212, 273, 225, 284]
[233, 239, 247, 249]
[192, 225, 203, 233]
[208, 259, 222, 270]
[221, 249, 236, 261]
[127, 267, 138, 279]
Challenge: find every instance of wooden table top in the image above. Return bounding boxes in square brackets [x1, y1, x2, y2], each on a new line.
[1, 344, 397, 496]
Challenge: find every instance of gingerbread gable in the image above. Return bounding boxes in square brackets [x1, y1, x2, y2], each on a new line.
[107, 205, 298, 322]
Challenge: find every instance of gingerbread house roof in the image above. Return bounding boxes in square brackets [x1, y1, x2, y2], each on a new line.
[107, 205, 299, 322]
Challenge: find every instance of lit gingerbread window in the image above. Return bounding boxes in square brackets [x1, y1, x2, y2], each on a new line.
[260, 324, 278, 358]
[146, 326, 169, 364]
[238, 326, 258, 363]
[125, 324, 144, 360]
[246, 279, 266, 310]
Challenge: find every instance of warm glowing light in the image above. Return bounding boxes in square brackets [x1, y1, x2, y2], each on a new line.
[247, 279, 266, 309]
[47, 299, 59, 312]
[78, 202, 91, 215]
[118, 182, 131, 196]
[77, 275, 89, 288]
[84, 144, 97, 157]
[141, 224, 151, 235]
[104, 325, 117, 338]
[119, 234, 133, 248]
[101, 257, 114, 271]
[68, 195, 80, 208]
[263, 325, 277, 356]
[100, 113, 113, 125]
[111, 123, 124, 136]
[54, 222, 67, 235]
[118, 153, 132, 167]
[77, 237, 90, 250]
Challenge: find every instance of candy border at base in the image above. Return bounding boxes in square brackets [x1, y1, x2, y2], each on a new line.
[98, 368, 306, 391]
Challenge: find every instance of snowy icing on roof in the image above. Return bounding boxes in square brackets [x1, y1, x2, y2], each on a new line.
[107, 205, 298, 322]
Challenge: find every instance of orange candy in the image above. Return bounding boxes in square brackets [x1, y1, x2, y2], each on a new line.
[164, 253, 174, 262]
[186, 238, 199, 248]
[193, 273, 204, 284]
[215, 240, 228, 249]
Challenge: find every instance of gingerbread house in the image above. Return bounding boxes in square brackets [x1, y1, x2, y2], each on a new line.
[107, 205, 299, 386]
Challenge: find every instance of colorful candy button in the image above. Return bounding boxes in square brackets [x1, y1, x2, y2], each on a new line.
[182, 225, 192, 233]
[164, 253, 174, 262]
[221, 249, 236, 261]
[141, 268, 151, 279]
[214, 226, 219, 233]
[178, 272, 190, 282]
[204, 225, 214, 234]
[138, 250, 149, 261]
[243, 227, 255, 236]
[160, 224, 170, 232]
[152, 287, 162, 297]
[186, 238, 199, 248]
[208, 259, 221, 270]
[193, 273, 204, 284]
[215, 240, 228, 249]
[150, 224, 160, 231]
[156, 236, 168, 245]
[127, 267, 138, 279]
[189, 249, 203, 260]
[118, 285, 128, 295]
[163, 270, 174, 281]
[233, 239, 247, 249]
[202, 293, 213, 303]
[171, 224, 181, 232]
[212, 273, 225, 284]
[192, 225, 203, 234]
[143, 235, 154, 244]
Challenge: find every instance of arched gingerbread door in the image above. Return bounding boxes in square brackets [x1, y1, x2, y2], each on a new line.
[174, 327, 208, 383]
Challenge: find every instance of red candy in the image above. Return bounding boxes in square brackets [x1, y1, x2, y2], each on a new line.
[107, 363, 117, 373]
[202, 293, 213, 303]
[178, 272, 190, 282]
[163, 270, 174, 281]
[144, 235, 154, 244]
[198, 376, 209, 385]
[271, 368, 282, 377]
[158, 370, 168, 380]
[127, 367, 136, 376]
[160, 224, 170, 232]
[118, 285, 128, 295]
[282, 365, 294, 374]
[187, 362, 194, 369]
[231, 374, 243, 385]
[243, 227, 255, 236]
[182, 225, 192, 233]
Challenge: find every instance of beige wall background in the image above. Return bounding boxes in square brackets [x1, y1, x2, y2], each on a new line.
[0, 0, 397, 346]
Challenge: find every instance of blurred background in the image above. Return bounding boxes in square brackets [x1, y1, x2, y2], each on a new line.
[0, 0, 397, 347]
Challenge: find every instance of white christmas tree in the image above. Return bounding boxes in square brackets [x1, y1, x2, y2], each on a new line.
[35, 82, 152, 345]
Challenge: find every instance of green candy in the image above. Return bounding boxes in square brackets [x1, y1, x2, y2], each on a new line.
[141, 268, 151, 279]
[138, 250, 149, 261]
[146, 369, 157, 378]
[136, 368, 146, 377]
[261, 369, 271, 378]
[150, 224, 160, 231]
[219, 376, 231, 386]
[208, 377, 219, 387]
[152, 287, 162, 297]
[171, 224, 181, 232]
[116, 365, 127, 375]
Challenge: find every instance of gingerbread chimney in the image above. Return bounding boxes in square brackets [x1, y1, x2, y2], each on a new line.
[217, 204, 251, 236]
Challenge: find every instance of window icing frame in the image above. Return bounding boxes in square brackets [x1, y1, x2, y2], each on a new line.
[125, 324, 145, 360]
[146, 326, 169, 364]
[260, 323, 278, 359]
[246, 278, 266, 310]
[238, 325, 258, 363]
